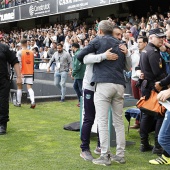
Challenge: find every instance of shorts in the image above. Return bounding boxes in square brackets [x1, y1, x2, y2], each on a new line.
[22, 77, 33, 85]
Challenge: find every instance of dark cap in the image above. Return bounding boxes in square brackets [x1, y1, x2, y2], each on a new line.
[149, 28, 166, 37]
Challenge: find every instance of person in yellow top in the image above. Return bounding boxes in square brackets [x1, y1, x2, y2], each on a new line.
[14, 39, 36, 109]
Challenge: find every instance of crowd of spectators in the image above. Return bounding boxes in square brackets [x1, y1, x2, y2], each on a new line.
[0, 3, 170, 165]
[0, 0, 38, 9]
[0, 6, 169, 70]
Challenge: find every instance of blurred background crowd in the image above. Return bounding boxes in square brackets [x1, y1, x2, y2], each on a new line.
[0, 4, 169, 70]
[0, 0, 39, 8]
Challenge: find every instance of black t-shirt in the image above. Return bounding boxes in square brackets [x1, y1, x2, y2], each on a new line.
[0, 43, 19, 79]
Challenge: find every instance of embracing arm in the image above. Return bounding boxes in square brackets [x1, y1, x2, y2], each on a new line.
[77, 39, 98, 62]
[119, 44, 131, 71]
[83, 48, 118, 64]
[83, 53, 106, 64]
[157, 88, 170, 102]
[155, 74, 170, 92]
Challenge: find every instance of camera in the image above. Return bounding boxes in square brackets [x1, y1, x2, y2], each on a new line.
[135, 79, 144, 88]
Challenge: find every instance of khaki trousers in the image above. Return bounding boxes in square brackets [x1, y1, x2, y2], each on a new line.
[94, 83, 125, 157]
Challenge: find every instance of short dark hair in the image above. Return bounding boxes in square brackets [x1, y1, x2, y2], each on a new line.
[128, 22, 133, 26]
[72, 43, 80, 49]
[158, 21, 164, 27]
[57, 43, 63, 47]
[113, 26, 121, 31]
[137, 36, 148, 43]
[106, 16, 112, 20]
[33, 47, 39, 53]
[20, 39, 27, 45]
[31, 38, 35, 41]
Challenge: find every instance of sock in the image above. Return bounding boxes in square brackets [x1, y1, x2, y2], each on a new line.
[28, 88, 35, 104]
[17, 89, 22, 104]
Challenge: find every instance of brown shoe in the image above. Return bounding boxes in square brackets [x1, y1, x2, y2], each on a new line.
[77, 103, 80, 107]
[30, 102, 36, 109]
[130, 124, 140, 129]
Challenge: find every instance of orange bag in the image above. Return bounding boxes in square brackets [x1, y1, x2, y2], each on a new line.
[136, 90, 166, 116]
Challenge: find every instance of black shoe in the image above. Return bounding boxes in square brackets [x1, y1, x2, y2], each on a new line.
[0, 123, 7, 135]
[152, 146, 163, 155]
[140, 144, 154, 152]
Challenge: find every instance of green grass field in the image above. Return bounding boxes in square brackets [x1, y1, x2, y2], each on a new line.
[0, 100, 168, 170]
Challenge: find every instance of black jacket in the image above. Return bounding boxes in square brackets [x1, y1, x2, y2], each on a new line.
[139, 43, 167, 83]
[0, 43, 19, 79]
[159, 74, 170, 87]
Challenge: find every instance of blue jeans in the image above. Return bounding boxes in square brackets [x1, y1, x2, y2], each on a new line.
[50, 63, 56, 71]
[158, 110, 170, 155]
[54, 71, 68, 100]
[73, 79, 83, 102]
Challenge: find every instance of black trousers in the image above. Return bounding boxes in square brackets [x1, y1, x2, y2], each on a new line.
[140, 112, 164, 141]
[0, 78, 10, 124]
[80, 89, 100, 151]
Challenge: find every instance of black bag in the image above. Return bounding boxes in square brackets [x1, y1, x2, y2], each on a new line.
[63, 121, 80, 131]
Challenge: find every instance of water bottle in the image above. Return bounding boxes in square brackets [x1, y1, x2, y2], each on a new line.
[13, 93, 17, 104]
